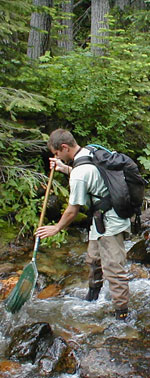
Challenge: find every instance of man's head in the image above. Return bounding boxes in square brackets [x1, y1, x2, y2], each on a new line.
[47, 129, 76, 150]
[47, 129, 79, 162]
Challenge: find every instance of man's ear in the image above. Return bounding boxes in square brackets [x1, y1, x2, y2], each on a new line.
[61, 143, 69, 151]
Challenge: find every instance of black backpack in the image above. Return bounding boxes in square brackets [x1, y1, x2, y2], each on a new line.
[72, 144, 147, 233]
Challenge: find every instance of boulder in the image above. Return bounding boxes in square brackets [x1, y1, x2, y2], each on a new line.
[0, 276, 19, 300]
[80, 336, 150, 378]
[7, 322, 77, 375]
[39, 336, 77, 375]
[8, 323, 53, 363]
[127, 239, 150, 263]
[0, 263, 16, 277]
[0, 360, 21, 376]
[37, 284, 61, 299]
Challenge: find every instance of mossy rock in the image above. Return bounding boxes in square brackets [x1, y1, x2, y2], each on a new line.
[0, 224, 18, 250]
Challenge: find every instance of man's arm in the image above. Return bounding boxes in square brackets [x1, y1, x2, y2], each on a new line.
[35, 204, 80, 239]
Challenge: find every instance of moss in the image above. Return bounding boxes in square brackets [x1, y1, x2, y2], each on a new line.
[72, 212, 87, 225]
[0, 224, 18, 247]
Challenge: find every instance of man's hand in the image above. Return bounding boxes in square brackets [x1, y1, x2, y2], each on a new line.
[49, 158, 71, 175]
[35, 204, 80, 239]
[35, 224, 60, 239]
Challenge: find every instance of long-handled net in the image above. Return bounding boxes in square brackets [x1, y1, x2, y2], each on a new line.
[5, 168, 54, 314]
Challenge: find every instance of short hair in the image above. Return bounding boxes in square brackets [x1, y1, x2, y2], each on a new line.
[47, 129, 77, 150]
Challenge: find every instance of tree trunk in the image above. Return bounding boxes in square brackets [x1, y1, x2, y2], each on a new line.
[58, 0, 74, 51]
[131, 0, 147, 9]
[27, 0, 53, 59]
[115, 0, 147, 10]
[115, 0, 130, 9]
[91, 0, 110, 56]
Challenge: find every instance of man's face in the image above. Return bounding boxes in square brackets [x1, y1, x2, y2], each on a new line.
[51, 144, 70, 163]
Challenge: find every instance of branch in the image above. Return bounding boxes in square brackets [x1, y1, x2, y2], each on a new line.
[73, 0, 86, 9]
[73, 6, 91, 37]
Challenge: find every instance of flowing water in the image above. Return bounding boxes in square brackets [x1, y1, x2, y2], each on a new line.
[0, 230, 150, 377]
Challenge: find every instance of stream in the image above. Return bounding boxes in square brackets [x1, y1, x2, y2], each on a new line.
[0, 229, 150, 377]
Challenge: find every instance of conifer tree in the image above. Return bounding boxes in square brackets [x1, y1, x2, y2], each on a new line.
[57, 0, 74, 51]
[27, 0, 53, 59]
[91, 0, 109, 55]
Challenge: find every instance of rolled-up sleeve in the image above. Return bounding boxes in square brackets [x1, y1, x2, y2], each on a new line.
[69, 178, 88, 206]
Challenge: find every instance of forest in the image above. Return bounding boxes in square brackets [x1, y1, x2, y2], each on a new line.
[1, 0, 150, 246]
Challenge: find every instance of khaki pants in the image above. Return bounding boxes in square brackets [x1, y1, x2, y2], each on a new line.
[86, 233, 129, 310]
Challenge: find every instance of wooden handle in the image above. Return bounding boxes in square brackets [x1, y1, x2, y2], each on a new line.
[38, 168, 54, 228]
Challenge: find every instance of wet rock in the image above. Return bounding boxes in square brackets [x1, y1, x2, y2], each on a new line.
[0, 276, 19, 300]
[39, 336, 77, 375]
[37, 284, 61, 299]
[128, 263, 149, 280]
[127, 239, 150, 262]
[80, 347, 131, 378]
[0, 263, 16, 277]
[140, 207, 150, 230]
[7, 322, 77, 375]
[0, 237, 33, 260]
[36, 273, 49, 291]
[138, 309, 150, 334]
[37, 264, 57, 276]
[8, 323, 53, 363]
[0, 360, 21, 376]
[80, 337, 150, 378]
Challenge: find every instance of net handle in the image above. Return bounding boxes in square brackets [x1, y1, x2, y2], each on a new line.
[38, 167, 55, 228]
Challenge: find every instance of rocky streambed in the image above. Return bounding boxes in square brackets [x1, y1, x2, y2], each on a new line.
[0, 222, 150, 377]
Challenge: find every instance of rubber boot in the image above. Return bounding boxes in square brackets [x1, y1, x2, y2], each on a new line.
[85, 286, 102, 301]
[115, 308, 128, 321]
[85, 261, 103, 302]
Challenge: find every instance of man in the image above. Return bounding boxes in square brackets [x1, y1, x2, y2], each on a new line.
[36, 128, 131, 320]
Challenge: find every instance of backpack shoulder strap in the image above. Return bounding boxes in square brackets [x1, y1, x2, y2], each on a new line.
[72, 156, 95, 168]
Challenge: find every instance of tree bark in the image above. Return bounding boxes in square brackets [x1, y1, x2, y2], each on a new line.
[115, 0, 146, 9]
[91, 0, 110, 56]
[131, 0, 147, 9]
[58, 0, 74, 51]
[27, 0, 53, 59]
[115, 0, 130, 9]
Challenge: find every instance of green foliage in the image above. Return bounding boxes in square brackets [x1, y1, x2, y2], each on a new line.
[14, 8, 149, 155]
[138, 144, 150, 171]
[28, 38, 150, 154]
[0, 169, 40, 234]
[0, 0, 32, 86]
[0, 87, 54, 120]
[52, 178, 69, 198]
[1, 2, 150, 244]
[0, 119, 69, 246]
[0, 118, 46, 236]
